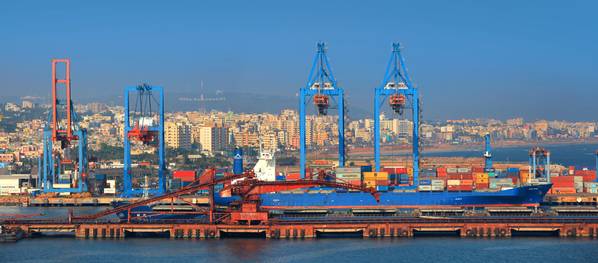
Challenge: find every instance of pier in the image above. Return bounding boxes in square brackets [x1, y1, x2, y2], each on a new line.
[4, 217, 598, 240]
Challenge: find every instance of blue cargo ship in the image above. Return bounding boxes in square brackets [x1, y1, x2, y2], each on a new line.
[113, 184, 552, 221]
[258, 184, 553, 209]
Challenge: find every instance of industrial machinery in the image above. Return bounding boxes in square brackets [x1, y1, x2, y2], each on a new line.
[484, 134, 493, 172]
[72, 169, 378, 225]
[299, 42, 345, 178]
[40, 59, 88, 193]
[373, 43, 420, 183]
[122, 84, 166, 197]
[529, 147, 551, 182]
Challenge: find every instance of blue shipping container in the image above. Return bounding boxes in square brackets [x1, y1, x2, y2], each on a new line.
[507, 168, 520, 173]
[419, 179, 431, 185]
[376, 186, 389, 191]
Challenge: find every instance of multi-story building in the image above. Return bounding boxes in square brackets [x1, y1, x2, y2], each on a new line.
[165, 122, 192, 149]
[198, 125, 229, 154]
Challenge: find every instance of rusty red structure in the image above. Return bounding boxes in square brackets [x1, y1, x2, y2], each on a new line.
[68, 169, 377, 225]
[51, 59, 75, 145]
[41, 59, 88, 193]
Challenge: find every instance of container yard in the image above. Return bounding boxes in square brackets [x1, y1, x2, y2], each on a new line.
[2, 43, 598, 243]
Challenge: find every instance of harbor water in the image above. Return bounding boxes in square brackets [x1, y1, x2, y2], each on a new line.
[1, 237, 597, 262]
[2, 143, 598, 262]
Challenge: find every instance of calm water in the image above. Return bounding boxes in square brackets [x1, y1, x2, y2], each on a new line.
[2, 144, 598, 262]
[425, 143, 598, 168]
[1, 237, 597, 263]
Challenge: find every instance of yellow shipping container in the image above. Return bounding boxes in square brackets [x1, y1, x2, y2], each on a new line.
[363, 172, 389, 180]
[474, 173, 489, 183]
[363, 180, 377, 187]
[520, 171, 530, 183]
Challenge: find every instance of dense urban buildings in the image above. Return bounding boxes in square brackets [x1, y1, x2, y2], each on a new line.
[0, 100, 597, 169]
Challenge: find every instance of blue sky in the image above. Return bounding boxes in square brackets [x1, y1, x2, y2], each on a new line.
[0, 0, 596, 120]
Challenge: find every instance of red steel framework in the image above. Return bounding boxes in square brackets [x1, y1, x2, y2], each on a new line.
[51, 59, 76, 144]
[70, 169, 379, 225]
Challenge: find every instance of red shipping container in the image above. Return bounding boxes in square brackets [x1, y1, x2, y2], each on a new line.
[448, 185, 474, 192]
[551, 176, 575, 188]
[173, 170, 196, 182]
[507, 175, 519, 185]
[376, 180, 389, 186]
[472, 167, 484, 173]
[574, 170, 596, 182]
[475, 182, 489, 189]
[461, 179, 474, 185]
[286, 173, 301, 181]
[550, 187, 576, 194]
[347, 180, 361, 187]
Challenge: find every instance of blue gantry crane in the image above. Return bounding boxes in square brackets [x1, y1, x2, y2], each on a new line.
[374, 43, 420, 185]
[484, 133, 493, 172]
[41, 59, 88, 193]
[122, 84, 166, 197]
[529, 147, 551, 183]
[299, 42, 345, 178]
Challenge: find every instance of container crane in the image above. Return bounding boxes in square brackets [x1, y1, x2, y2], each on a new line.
[41, 59, 88, 193]
[122, 84, 165, 197]
[529, 147, 551, 183]
[299, 42, 345, 178]
[373, 43, 420, 185]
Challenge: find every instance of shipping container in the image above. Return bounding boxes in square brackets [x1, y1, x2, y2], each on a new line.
[173, 170, 197, 182]
[286, 173, 301, 181]
[550, 176, 576, 188]
[418, 185, 432, 191]
[360, 165, 373, 173]
[376, 185, 389, 192]
[447, 185, 473, 192]
[507, 167, 520, 173]
[431, 179, 445, 186]
[275, 175, 286, 181]
[475, 182, 489, 190]
[419, 179, 432, 185]
[431, 185, 444, 191]
[457, 167, 471, 173]
[447, 179, 461, 186]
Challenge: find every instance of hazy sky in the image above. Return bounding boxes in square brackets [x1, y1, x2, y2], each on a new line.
[0, 0, 596, 121]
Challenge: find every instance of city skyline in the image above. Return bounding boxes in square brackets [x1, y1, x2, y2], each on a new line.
[0, 1, 597, 121]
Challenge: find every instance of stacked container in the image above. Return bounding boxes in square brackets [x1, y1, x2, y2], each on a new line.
[418, 178, 432, 191]
[431, 179, 445, 191]
[286, 173, 301, 181]
[550, 176, 577, 194]
[363, 172, 389, 188]
[489, 178, 514, 190]
[335, 167, 362, 187]
[584, 182, 598, 194]
[473, 172, 489, 190]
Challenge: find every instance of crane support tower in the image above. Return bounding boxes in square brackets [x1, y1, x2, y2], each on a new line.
[122, 84, 166, 197]
[299, 42, 345, 178]
[529, 147, 550, 183]
[484, 134, 493, 172]
[41, 59, 88, 193]
[374, 43, 420, 185]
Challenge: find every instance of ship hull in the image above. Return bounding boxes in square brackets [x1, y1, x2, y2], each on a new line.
[259, 184, 552, 209]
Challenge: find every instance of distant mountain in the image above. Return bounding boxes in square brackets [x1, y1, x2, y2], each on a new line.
[0, 90, 371, 119]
